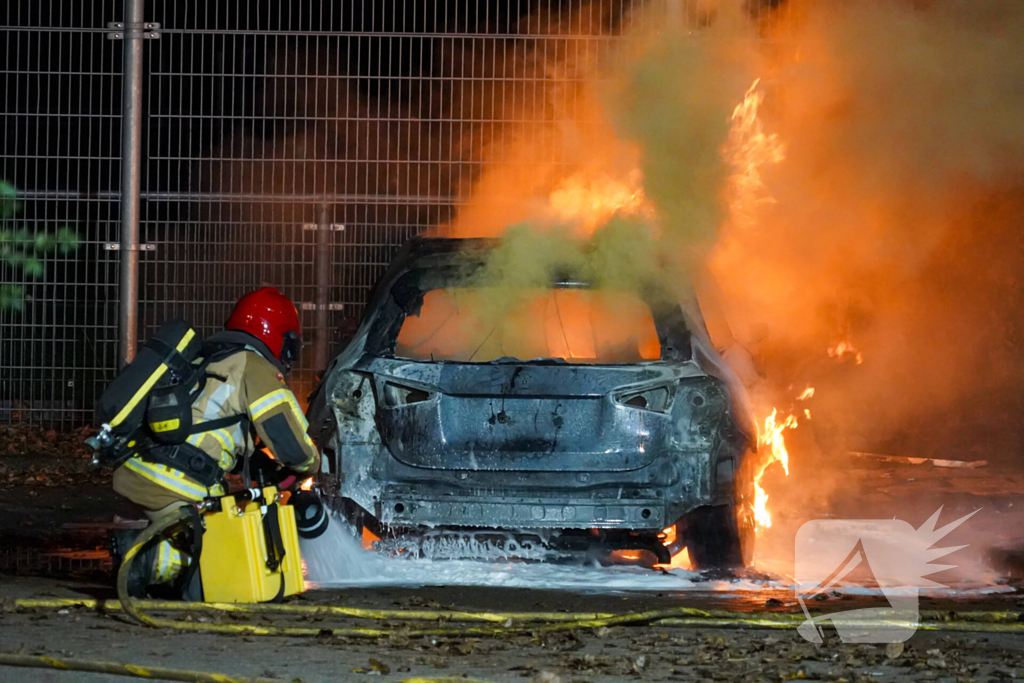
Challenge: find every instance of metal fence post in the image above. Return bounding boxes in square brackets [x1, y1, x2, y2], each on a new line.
[314, 203, 332, 373]
[118, 0, 145, 367]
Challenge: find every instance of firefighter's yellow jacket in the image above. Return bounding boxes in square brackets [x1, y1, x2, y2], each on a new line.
[113, 345, 319, 510]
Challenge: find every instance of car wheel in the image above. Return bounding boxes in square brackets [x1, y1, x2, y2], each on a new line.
[683, 504, 755, 570]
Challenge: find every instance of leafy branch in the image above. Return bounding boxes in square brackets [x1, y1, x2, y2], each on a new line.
[1, 179, 79, 310]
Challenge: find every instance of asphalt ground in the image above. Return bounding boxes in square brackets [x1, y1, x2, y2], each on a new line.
[2, 574, 1024, 683]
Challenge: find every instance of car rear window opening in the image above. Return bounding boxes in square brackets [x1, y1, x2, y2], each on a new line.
[395, 287, 661, 364]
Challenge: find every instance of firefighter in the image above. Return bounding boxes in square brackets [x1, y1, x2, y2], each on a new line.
[111, 287, 320, 596]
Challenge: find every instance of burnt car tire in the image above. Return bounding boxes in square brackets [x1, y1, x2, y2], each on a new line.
[683, 504, 754, 570]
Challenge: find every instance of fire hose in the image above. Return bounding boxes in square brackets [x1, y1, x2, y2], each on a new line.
[0, 654, 280, 683]
[5, 505, 1021, 681]
[115, 503, 204, 628]
[7, 596, 1024, 637]
[10, 597, 1023, 627]
[0, 653, 490, 683]
[108, 521, 1024, 638]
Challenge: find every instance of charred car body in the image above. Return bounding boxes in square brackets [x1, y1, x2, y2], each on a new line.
[307, 238, 758, 568]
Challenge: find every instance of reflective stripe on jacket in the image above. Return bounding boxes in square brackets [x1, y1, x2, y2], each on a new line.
[122, 457, 226, 501]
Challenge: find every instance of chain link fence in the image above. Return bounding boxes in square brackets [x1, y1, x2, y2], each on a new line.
[2, 0, 785, 426]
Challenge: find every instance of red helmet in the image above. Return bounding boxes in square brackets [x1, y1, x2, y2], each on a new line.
[226, 287, 301, 364]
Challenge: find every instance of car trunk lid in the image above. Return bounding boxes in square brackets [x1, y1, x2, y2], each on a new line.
[369, 360, 695, 472]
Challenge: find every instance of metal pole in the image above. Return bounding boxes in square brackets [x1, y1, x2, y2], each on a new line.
[118, 0, 144, 367]
[314, 204, 332, 373]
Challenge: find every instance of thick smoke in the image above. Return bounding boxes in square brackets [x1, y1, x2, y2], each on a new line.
[448, 0, 1024, 470]
[444, 2, 761, 345]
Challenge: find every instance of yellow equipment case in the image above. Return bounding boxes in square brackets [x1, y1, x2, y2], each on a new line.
[200, 486, 304, 603]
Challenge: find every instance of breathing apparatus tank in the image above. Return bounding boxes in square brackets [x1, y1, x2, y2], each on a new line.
[88, 319, 203, 465]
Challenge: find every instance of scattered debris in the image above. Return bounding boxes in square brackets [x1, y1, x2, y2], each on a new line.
[925, 647, 947, 669]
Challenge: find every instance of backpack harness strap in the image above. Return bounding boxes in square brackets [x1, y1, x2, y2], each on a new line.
[141, 442, 224, 488]
[189, 413, 247, 435]
[145, 337, 193, 379]
[137, 343, 253, 485]
[183, 344, 252, 438]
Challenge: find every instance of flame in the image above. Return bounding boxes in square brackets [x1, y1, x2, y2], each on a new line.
[828, 340, 864, 365]
[299, 477, 314, 491]
[725, 78, 786, 230]
[722, 77, 799, 533]
[655, 548, 692, 571]
[609, 549, 647, 563]
[547, 170, 650, 234]
[753, 407, 798, 530]
[751, 346, 865, 530]
[361, 526, 380, 551]
[302, 557, 312, 591]
[653, 526, 692, 570]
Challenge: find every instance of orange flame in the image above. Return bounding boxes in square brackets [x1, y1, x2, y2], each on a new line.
[361, 526, 380, 551]
[828, 340, 864, 365]
[654, 525, 692, 570]
[796, 386, 815, 400]
[655, 547, 692, 571]
[727, 77, 796, 533]
[753, 407, 798, 530]
[608, 549, 647, 563]
[547, 170, 650, 234]
[725, 78, 786, 230]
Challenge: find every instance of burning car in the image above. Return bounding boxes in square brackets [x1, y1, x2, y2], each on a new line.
[306, 237, 758, 568]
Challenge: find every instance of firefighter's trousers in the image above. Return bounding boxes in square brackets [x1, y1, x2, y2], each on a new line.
[112, 465, 197, 585]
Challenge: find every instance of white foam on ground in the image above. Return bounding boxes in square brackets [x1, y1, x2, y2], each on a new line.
[300, 515, 1013, 596]
[301, 515, 716, 591]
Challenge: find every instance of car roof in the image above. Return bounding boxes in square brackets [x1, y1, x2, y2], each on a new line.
[392, 236, 496, 263]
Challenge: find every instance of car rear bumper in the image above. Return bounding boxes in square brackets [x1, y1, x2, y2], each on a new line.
[380, 494, 668, 529]
[327, 440, 742, 531]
